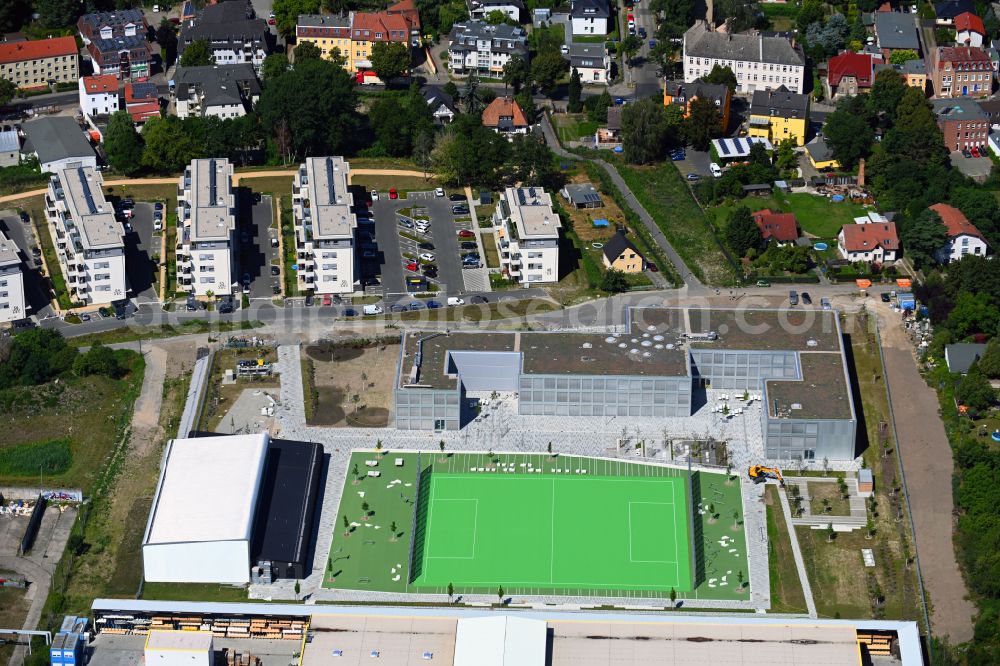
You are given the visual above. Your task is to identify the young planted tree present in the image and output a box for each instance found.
[343,515,350,535]
[447,582,455,602]
[865,517,875,540]
[567,68,582,113]
[826,524,836,542]
[669,587,677,605]
[294,580,301,599]
[497,586,505,604]
[732,509,740,528]
[361,501,370,519]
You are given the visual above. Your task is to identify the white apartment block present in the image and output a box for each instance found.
[683,22,806,94]
[176,158,237,297]
[447,21,528,78]
[493,186,561,284]
[0,229,27,323]
[45,166,127,306]
[293,156,357,295]
[79,75,120,119]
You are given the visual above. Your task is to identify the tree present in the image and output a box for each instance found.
[447,582,454,602]
[141,116,203,172]
[796,0,826,32]
[497,586,505,604]
[104,111,144,176]
[293,40,323,62]
[361,500,370,516]
[485,9,516,25]
[462,74,481,115]
[257,58,357,161]
[868,69,907,120]
[502,55,529,94]
[621,35,642,67]
[36,0,79,29]
[946,292,1000,339]
[390,520,397,534]
[900,208,948,268]
[806,13,849,57]
[343,515,350,533]
[726,207,763,257]
[978,339,1000,379]
[0,328,77,389]
[621,98,675,164]
[273,0,320,39]
[601,268,629,293]
[531,51,569,95]
[0,0,32,34]
[261,53,290,81]
[508,135,564,190]
[0,78,17,107]
[669,587,677,605]
[957,362,996,415]
[702,64,738,93]
[443,81,460,98]
[371,41,411,83]
[73,344,123,378]
[586,90,613,122]
[439,440,446,454]
[890,49,919,65]
[824,105,875,169]
[156,20,179,70]
[826,524,836,542]
[414,129,434,176]
[294,580,301,598]
[683,97,722,150]
[775,138,798,171]
[567,68,582,113]
[180,40,213,67]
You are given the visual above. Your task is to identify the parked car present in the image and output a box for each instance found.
[971,146,981,158]
[406,261,419,271]
[154,202,164,211]
[789,290,799,305]
[452,205,469,214]
[270,265,280,276]
[390,303,406,313]
[756,279,770,287]
[219,297,235,313]
[460,241,478,250]
[304,294,314,306]
[408,301,424,311]
[322,294,333,307]
[389,187,398,199]
[371,190,379,201]
[820,297,831,310]
[421,263,437,273]
[18,211,29,224]
[398,218,413,228]
[426,300,442,308]
[363,250,377,258]
[270,236,279,247]
[458,230,475,238]
[447,297,465,306]
[470,295,489,304]
[423,267,438,278]
[418,242,435,250]
[449,193,466,202]
[362,304,383,315]
[801,292,812,305]
[647,262,658,272]
[880,292,891,303]
[80,313,91,322]
[435,187,445,197]
[963,148,973,158]
[343,308,359,316]
[419,252,435,262]
[686,173,700,181]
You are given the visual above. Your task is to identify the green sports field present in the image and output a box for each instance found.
[324,451,747,601]
[412,473,690,592]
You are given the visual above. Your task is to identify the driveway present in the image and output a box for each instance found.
[124,203,160,304]
[879,305,975,643]
[949,151,992,180]
[0,209,52,318]
[238,192,278,300]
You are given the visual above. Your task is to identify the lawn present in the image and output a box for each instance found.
[710,192,870,240]
[552,114,599,143]
[615,160,737,285]
[481,232,500,268]
[808,481,852,516]
[325,452,747,601]
[352,175,440,194]
[279,197,299,297]
[0,584,30,664]
[64,319,259,346]
[763,486,809,614]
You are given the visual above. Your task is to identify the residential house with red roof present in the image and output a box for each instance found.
[349,9,415,76]
[0,36,78,90]
[931,46,992,98]
[824,52,875,100]
[837,222,900,264]
[124,82,160,123]
[752,209,800,246]
[930,203,988,262]
[482,97,530,136]
[955,12,986,47]
[78,74,119,119]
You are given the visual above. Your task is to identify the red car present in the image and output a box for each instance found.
[405,261,418,271]
[627,13,635,22]
[971,146,981,157]
[457,230,474,238]
[268,17,275,24]
[389,187,398,199]
[322,294,332,306]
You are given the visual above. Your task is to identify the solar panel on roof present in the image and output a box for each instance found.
[583,193,601,203]
[719,140,731,156]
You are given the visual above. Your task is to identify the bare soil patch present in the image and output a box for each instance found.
[304,340,399,427]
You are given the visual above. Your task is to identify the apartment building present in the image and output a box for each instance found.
[348,10,414,74]
[295,14,352,63]
[683,21,805,93]
[293,157,357,295]
[567,43,611,84]
[79,75,120,118]
[172,64,261,119]
[933,97,989,150]
[85,35,151,80]
[77,9,147,44]
[931,46,993,98]
[0,37,78,90]
[179,1,270,74]
[448,21,528,78]
[176,159,237,297]
[747,85,810,146]
[493,187,561,284]
[45,167,127,306]
[0,229,27,324]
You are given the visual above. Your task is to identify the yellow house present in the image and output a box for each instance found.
[602,230,645,274]
[899,59,927,92]
[296,14,353,64]
[349,9,414,74]
[747,86,810,147]
[805,135,840,170]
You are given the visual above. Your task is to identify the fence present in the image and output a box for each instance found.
[19,494,47,555]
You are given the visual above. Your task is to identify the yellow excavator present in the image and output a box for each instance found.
[748,465,784,485]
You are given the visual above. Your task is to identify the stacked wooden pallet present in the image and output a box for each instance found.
[857,631,894,657]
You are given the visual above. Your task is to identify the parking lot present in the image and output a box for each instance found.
[122,202,160,304]
[238,191,278,300]
[950,150,993,180]
[671,149,714,181]
[0,208,54,319]
[365,190,480,301]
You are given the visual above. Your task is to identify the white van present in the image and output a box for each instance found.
[710,163,723,178]
[363,304,384,315]
[447,297,465,306]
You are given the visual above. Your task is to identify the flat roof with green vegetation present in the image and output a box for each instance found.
[324,452,748,602]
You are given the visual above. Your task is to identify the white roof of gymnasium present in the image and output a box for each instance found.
[454,616,546,666]
[143,434,268,545]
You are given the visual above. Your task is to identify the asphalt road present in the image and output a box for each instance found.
[239,193,277,300]
[415,194,467,296]
[124,203,161,304]
[0,209,50,318]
